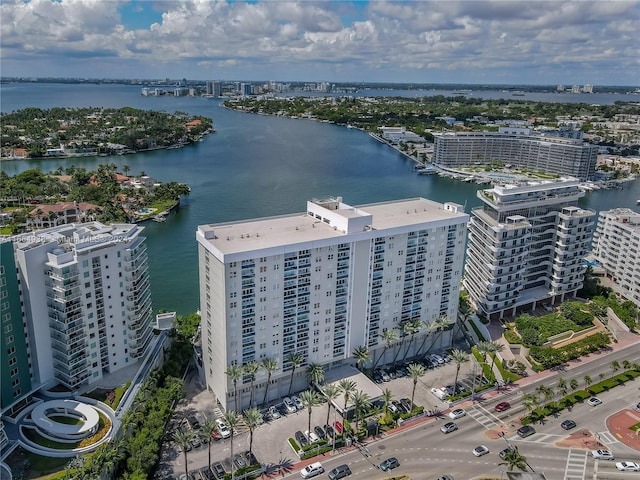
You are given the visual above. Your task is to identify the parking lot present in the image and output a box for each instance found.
[154,346,475,479]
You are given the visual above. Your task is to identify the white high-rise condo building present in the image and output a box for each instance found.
[464,178,595,320]
[433,132,598,181]
[591,208,640,308]
[12,222,153,391]
[197,197,468,411]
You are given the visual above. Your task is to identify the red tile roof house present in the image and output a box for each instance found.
[28,202,101,230]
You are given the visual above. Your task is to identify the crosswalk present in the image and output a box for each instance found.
[467,405,502,429]
[563,449,588,480]
[596,430,619,445]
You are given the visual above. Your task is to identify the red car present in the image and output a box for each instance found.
[495,402,511,412]
[333,421,343,434]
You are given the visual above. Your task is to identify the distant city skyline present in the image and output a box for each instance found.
[1,0,638,86]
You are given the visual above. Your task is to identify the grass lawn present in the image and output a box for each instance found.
[630,422,640,432]
[22,426,80,450]
[516,312,590,342]
[49,415,82,425]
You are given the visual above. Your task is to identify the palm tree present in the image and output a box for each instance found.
[476,340,493,365]
[226,364,243,412]
[598,372,605,382]
[173,427,195,478]
[261,357,279,406]
[222,411,241,480]
[287,351,305,396]
[351,390,371,432]
[243,360,261,407]
[583,374,592,388]
[201,417,219,471]
[610,360,620,378]
[432,315,454,351]
[557,378,568,398]
[407,363,426,408]
[536,385,554,404]
[488,341,505,375]
[322,383,341,428]
[338,378,357,421]
[401,317,423,362]
[372,328,398,369]
[352,346,370,371]
[569,378,579,393]
[450,349,469,396]
[306,362,325,387]
[381,388,394,415]
[392,321,414,364]
[299,390,323,440]
[622,360,631,370]
[499,448,530,472]
[244,407,263,458]
[522,393,539,413]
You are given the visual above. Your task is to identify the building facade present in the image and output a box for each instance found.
[197,197,468,411]
[433,132,598,181]
[464,179,595,320]
[10,222,153,394]
[591,208,640,308]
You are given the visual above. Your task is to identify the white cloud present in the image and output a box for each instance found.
[1,0,638,84]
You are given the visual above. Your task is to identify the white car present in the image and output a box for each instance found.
[292,395,304,411]
[283,397,297,413]
[448,408,466,420]
[591,450,614,460]
[305,430,319,443]
[473,445,490,457]
[300,461,324,478]
[215,418,231,439]
[616,461,640,472]
[269,405,281,419]
[587,397,602,406]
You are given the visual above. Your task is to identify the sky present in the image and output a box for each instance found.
[1,0,639,86]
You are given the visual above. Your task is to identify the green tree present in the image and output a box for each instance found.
[172,427,195,479]
[381,388,394,416]
[499,448,531,472]
[226,364,243,412]
[261,357,279,406]
[522,393,539,413]
[488,341,506,375]
[243,407,263,459]
[222,411,241,480]
[450,349,469,396]
[287,351,305,396]
[407,363,426,408]
[322,383,341,428]
[569,378,579,393]
[557,378,568,398]
[338,378,357,421]
[306,362,325,386]
[299,390,323,441]
[583,375,592,388]
[372,328,398,369]
[243,360,261,408]
[352,390,371,432]
[610,360,620,378]
[201,417,219,470]
[352,345,370,371]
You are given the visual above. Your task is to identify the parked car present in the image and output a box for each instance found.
[215,418,231,439]
[190,436,202,448]
[372,371,383,383]
[233,453,247,469]
[333,421,343,434]
[440,422,458,434]
[380,369,391,381]
[269,405,281,419]
[517,425,536,438]
[591,449,615,460]
[379,457,400,471]
[328,464,352,480]
[211,462,225,479]
[499,446,518,460]
[400,398,413,413]
[283,397,297,413]
[292,395,304,411]
[188,415,201,430]
[198,466,213,480]
[314,425,326,440]
[300,461,324,478]
[295,430,308,447]
[561,420,577,430]
[616,462,640,472]
[587,397,602,407]
[495,401,511,412]
[436,476,454,480]
[388,402,399,414]
[473,445,490,457]
[448,408,466,420]
[244,450,258,466]
[277,403,289,416]
[305,430,319,443]
[324,424,335,438]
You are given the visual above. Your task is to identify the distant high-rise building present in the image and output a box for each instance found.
[583,84,594,93]
[240,83,252,96]
[433,132,598,181]
[571,85,581,93]
[592,208,640,308]
[557,85,565,92]
[213,81,222,97]
[197,196,468,411]
[8,222,153,396]
[206,81,214,95]
[464,179,595,320]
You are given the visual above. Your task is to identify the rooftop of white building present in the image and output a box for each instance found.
[197,197,467,256]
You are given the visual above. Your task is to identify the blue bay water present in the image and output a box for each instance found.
[1,83,638,314]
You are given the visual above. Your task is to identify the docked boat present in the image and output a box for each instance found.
[153,214,167,222]
[416,166,437,175]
